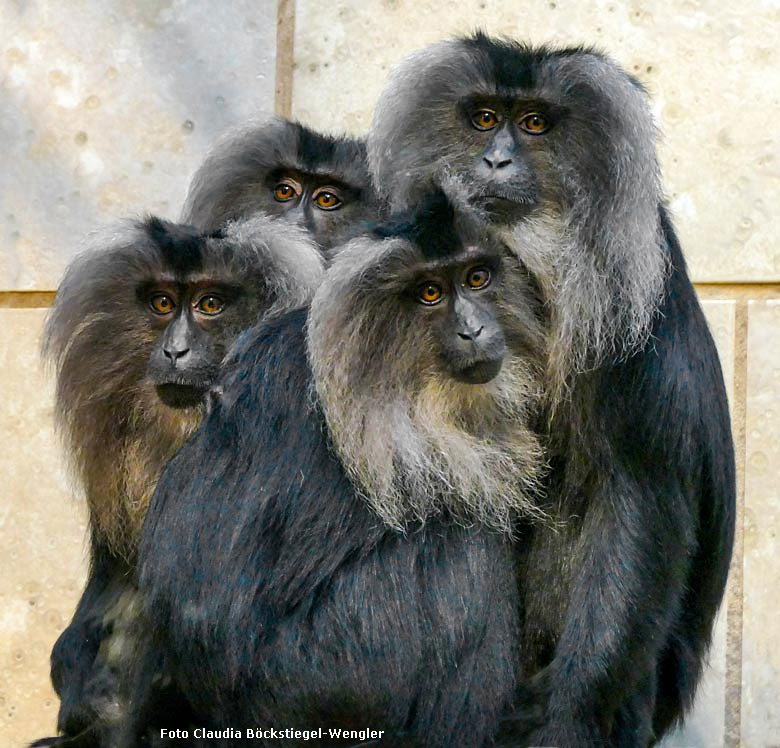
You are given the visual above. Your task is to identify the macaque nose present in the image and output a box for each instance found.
[483,154,513,170]
[458,325,484,341]
[164,345,190,363]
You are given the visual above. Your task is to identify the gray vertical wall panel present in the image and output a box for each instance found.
[0,0,278,290]
[741,301,780,748]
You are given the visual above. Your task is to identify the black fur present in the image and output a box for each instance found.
[372,190,464,259]
[121,310,534,747]
[40,545,132,747]
[511,208,735,746]
[462,31,598,92]
[118,196,550,746]
[144,217,206,275]
[368,34,736,745]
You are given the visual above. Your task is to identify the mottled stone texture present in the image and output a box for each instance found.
[292,0,780,283]
[0,0,277,290]
[0,310,87,744]
[742,301,780,747]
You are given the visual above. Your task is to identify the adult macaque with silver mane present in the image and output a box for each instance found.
[118,193,548,747]
[182,117,378,255]
[36,217,324,747]
[37,116,380,748]
[369,33,735,746]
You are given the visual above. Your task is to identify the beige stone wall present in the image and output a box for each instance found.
[1,1,778,746]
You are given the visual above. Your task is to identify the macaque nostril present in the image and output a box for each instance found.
[483,156,512,171]
[458,326,483,341]
[164,347,190,362]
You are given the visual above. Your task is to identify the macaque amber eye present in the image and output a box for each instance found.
[195,295,225,316]
[417,282,444,305]
[150,294,175,315]
[466,266,491,290]
[471,109,499,131]
[273,183,298,202]
[519,113,549,134]
[313,191,342,211]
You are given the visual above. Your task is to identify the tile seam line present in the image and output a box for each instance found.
[274,0,295,118]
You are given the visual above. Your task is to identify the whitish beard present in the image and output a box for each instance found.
[318,352,545,534]
[499,208,668,404]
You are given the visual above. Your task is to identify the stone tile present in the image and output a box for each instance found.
[661,300,736,748]
[0,0,277,291]
[292,0,780,282]
[0,310,87,744]
[741,300,780,747]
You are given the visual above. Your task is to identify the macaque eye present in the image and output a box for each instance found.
[417,282,444,305]
[519,112,549,134]
[273,182,298,202]
[150,294,175,315]
[313,190,342,211]
[466,266,491,290]
[471,109,499,131]
[195,295,225,316]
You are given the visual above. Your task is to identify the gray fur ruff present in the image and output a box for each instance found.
[368,35,670,391]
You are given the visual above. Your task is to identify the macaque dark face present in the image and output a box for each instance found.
[406,248,507,384]
[141,277,246,408]
[306,190,546,534]
[457,96,560,220]
[42,213,324,560]
[368,35,657,234]
[260,168,366,250]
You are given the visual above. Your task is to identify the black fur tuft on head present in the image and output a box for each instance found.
[462,30,601,91]
[294,121,368,177]
[372,189,469,260]
[142,216,205,275]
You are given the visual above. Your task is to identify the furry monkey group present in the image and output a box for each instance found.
[34,33,734,748]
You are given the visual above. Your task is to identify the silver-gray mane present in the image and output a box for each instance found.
[368,35,669,393]
[42,215,324,557]
[307,230,547,534]
[181,116,373,234]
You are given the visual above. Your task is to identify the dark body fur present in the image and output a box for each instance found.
[369,34,736,746]
[125,311,521,747]
[119,197,549,747]
[515,210,734,746]
[45,549,134,747]
[38,113,379,744]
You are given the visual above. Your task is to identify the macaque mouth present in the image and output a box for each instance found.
[472,183,537,204]
[155,381,211,408]
[452,357,504,385]
[470,188,537,222]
